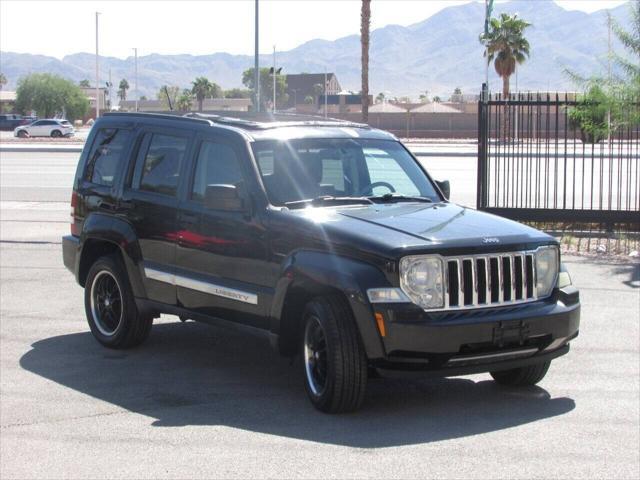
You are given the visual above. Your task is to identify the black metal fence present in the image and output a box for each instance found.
[477,92,640,230]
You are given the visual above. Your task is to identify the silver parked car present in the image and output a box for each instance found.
[14,119,75,138]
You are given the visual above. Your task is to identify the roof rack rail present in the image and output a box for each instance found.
[183,112,371,130]
[103,111,214,126]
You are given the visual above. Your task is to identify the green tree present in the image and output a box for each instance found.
[375,92,385,103]
[0,72,7,91]
[566,2,639,135]
[79,79,91,88]
[15,73,89,120]
[191,77,221,112]
[224,88,252,99]
[312,83,324,96]
[480,13,531,98]
[118,79,129,101]
[609,2,639,88]
[361,0,371,122]
[432,96,442,103]
[453,87,462,95]
[242,67,288,110]
[304,95,315,104]
[157,85,180,110]
[176,89,193,112]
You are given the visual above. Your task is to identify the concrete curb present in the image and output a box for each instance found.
[0,145,84,153]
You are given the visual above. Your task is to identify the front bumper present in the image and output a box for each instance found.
[370,287,580,375]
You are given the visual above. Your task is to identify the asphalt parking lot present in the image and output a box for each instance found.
[1,151,639,479]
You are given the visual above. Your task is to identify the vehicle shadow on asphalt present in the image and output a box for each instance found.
[20,321,575,448]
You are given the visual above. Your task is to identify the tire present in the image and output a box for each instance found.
[51,129,62,138]
[490,360,551,387]
[301,294,368,413]
[17,130,28,138]
[84,254,152,349]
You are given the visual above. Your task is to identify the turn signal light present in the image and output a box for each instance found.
[375,312,386,337]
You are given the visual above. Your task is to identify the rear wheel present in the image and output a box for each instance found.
[302,295,368,413]
[51,129,62,138]
[490,360,551,387]
[84,254,152,349]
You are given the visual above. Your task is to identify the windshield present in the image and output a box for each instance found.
[251,138,440,207]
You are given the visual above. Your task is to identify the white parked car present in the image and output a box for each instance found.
[14,119,75,138]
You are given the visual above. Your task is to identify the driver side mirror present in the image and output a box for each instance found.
[204,184,246,212]
[436,180,450,200]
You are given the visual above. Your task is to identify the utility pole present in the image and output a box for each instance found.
[254,0,260,113]
[607,14,612,144]
[133,47,138,112]
[95,12,100,119]
[324,67,328,118]
[108,68,112,110]
[273,45,276,113]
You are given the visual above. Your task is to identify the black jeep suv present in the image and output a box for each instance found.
[63,112,580,413]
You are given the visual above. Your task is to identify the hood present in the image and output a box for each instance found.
[286,202,554,257]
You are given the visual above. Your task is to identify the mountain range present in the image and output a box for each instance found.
[0,1,631,101]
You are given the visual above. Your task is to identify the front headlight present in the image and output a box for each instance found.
[535,246,559,298]
[399,255,444,310]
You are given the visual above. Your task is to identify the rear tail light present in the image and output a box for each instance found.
[70,191,80,236]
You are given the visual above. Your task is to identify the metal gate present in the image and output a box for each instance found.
[476,92,639,229]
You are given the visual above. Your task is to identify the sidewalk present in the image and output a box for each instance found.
[0,143,83,153]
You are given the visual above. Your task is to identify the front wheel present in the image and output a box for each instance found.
[490,360,551,387]
[17,130,28,138]
[302,295,368,413]
[84,254,152,349]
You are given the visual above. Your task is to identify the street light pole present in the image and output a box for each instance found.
[133,47,138,112]
[324,67,328,118]
[254,0,260,113]
[273,45,276,113]
[95,12,100,119]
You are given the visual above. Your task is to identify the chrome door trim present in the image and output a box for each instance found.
[144,267,258,305]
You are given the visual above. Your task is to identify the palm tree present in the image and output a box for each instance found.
[480,13,531,99]
[192,77,214,112]
[176,89,193,112]
[0,72,7,91]
[118,79,130,101]
[360,0,371,122]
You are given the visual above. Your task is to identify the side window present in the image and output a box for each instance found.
[320,158,345,192]
[32,120,44,126]
[364,148,420,196]
[85,128,131,186]
[135,133,188,197]
[255,149,274,175]
[191,141,244,202]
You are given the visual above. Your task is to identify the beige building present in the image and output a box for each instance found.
[118,97,251,112]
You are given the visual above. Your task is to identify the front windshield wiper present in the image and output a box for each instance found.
[368,193,434,203]
[284,196,374,209]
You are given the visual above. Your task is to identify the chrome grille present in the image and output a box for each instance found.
[444,252,537,311]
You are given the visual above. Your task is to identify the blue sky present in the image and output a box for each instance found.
[0,0,628,59]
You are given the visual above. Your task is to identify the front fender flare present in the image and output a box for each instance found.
[270,251,391,360]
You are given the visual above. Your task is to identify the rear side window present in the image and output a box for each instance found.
[135,133,188,197]
[85,128,131,186]
[191,141,243,202]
